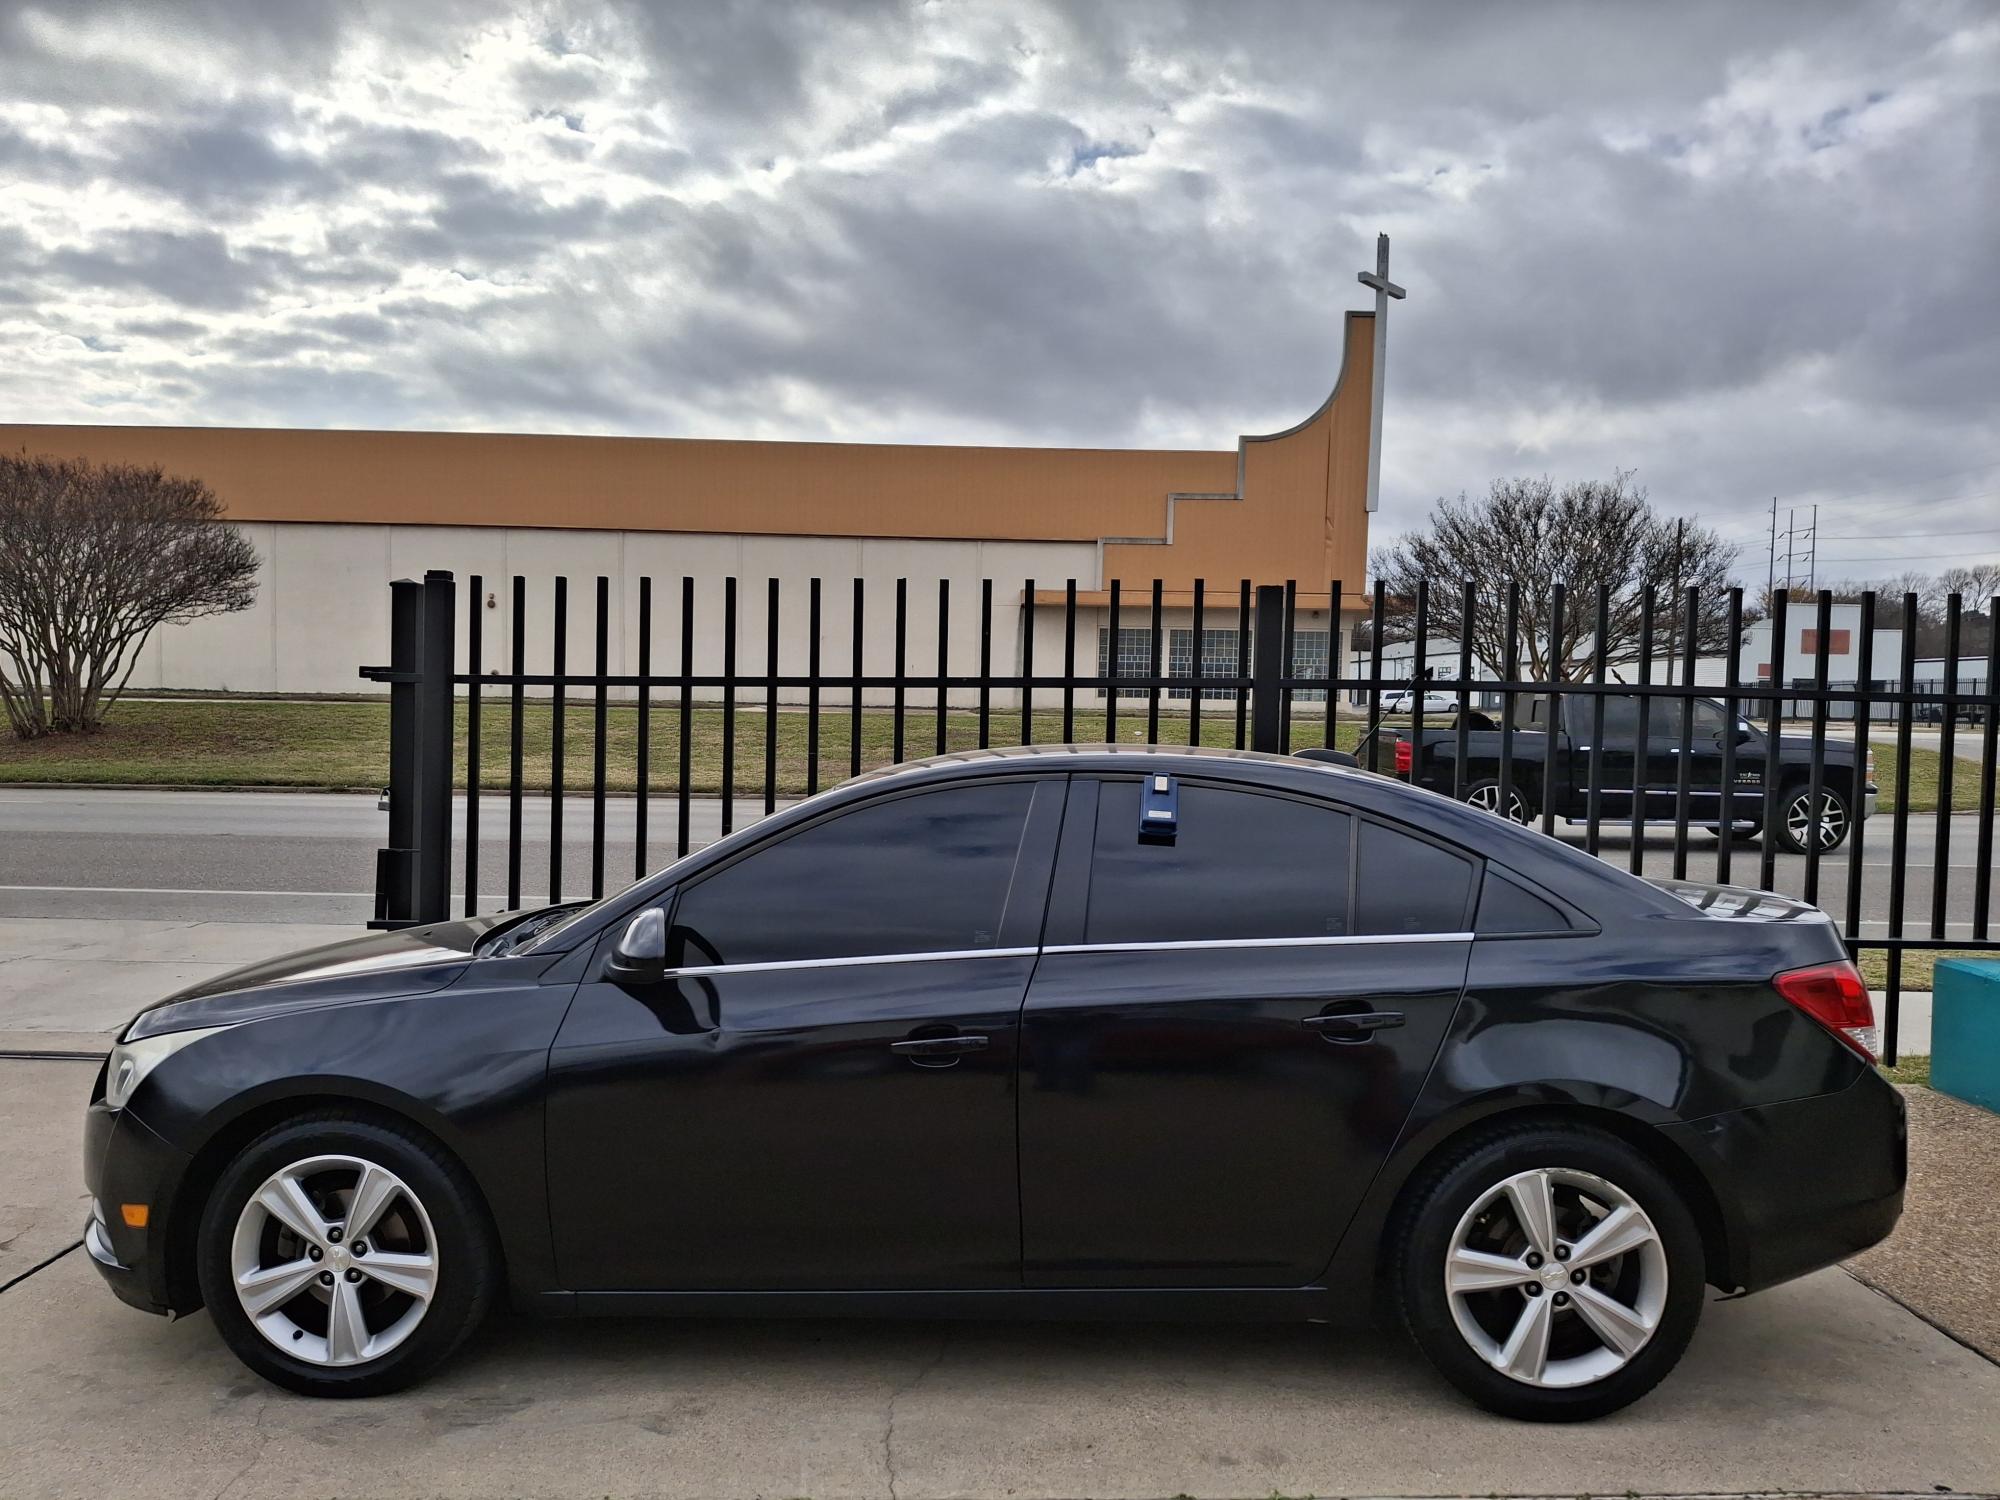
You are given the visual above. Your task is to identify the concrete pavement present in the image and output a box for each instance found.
[0,918,353,1048]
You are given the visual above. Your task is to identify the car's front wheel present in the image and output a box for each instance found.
[196,1112,497,1397]
[1391,1122,1706,1421]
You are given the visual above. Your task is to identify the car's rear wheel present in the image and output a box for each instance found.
[1464,778,1534,826]
[1391,1122,1705,1421]
[196,1113,497,1397]
[1771,782,1851,855]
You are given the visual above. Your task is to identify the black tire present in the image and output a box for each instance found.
[1769,781,1852,856]
[1462,778,1535,826]
[196,1111,498,1398]
[1389,1121,1706,1422]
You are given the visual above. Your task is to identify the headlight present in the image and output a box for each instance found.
[104,1025,230,1110]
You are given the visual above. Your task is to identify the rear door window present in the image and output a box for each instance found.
[1351,820,1476,936]
[1084,782,1351,944]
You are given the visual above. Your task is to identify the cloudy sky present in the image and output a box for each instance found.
[3,0,1997,579]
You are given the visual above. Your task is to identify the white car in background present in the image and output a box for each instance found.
[1379,687,1461,716]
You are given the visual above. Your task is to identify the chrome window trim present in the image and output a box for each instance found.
[1044,932,1474,956]
[646,930,1476,979]
[657,946,1040,979]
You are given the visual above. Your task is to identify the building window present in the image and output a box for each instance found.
[1096,627,1158,699]
[1167,628,1244,700]
[1289,629,1330,703]
[1096,626,1329,702]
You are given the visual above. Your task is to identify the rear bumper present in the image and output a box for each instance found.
[1663,1068,1905,1293]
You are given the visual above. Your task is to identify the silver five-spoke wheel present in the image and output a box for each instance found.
[231,1154,439,1368]
[1783,788,1847,851]
[1444,1166,1667,1389]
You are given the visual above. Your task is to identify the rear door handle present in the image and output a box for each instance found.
[1302,1011,1404,1042]
[890,1034,990,1066]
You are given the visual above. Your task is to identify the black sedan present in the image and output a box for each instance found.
[81,745,1904,1421]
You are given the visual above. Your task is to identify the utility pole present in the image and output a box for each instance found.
[1666,516,1686,680]
[1766,497,1778,614]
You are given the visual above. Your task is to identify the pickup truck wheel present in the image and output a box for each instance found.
[1465,779,1534,826]
[1772,783,1851,856]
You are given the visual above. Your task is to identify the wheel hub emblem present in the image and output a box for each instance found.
[1540,1263,1568,1291]
[328,1246,352,1273]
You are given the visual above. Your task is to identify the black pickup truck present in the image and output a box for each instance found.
[1357,692,1878,854]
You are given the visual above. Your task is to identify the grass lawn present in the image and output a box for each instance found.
[1869,738,1990,816]
[1879,1054,1931,1087]
[0,696,1372,795]
[1,698,1984,816]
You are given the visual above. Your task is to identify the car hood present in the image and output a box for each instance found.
[124,914,510,1041]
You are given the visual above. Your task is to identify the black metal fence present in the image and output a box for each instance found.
[363,571,1998,1062]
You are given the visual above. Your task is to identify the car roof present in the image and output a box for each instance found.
[845,741,1336,783]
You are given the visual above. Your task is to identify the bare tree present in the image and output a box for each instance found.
[1370,472,1737,682]
[0,453,259,738]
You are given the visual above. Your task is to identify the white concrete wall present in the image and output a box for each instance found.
[133,523,1103,702]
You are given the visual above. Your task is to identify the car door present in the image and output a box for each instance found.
[1017,776,1475,1288]
[1663,697,1734,825]
[1572,694,1641,822]
[544,775,1064,1292]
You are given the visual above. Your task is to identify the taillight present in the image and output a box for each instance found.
[1394,739,1413,775]
[1773,961,1878,1061]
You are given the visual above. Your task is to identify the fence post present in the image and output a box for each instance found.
[363,579,422,928]
[416,571,456,924]
[1251,584,1285,752]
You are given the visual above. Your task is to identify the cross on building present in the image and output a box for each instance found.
[1356,232,1405,514]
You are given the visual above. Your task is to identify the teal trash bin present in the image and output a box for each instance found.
[1932,959,2000,1113]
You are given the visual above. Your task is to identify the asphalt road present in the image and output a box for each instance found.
[0,786,1994,936]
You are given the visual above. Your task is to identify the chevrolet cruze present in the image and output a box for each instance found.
[83,745,1904,1420]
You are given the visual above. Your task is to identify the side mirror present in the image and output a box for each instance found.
[606,908,668,984]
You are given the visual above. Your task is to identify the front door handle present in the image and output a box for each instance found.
[1302,1011,1404,1042]
[890,1034,990,1067]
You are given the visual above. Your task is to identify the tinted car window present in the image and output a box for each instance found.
[1085,782,1351,944]
[670,781,1034,966]
[1595,695,1641,738]
[1352,821,1475,935]
[1475,870,1573,935]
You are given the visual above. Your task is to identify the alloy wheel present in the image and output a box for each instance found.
[1467,783,1532,825]
[230,1154,440,1367]
[1443,1166,1667,1389]
[1784,789,1847,851]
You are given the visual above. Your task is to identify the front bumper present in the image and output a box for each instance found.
[82,1098,194,1316]
[1663,1067,1905,1293]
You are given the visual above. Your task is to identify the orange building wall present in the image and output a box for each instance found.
[2,310,1372,605]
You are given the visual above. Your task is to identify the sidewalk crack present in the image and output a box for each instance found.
[881,1333,949,1500]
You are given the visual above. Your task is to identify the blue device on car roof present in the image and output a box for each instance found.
[1139,773,1178,840]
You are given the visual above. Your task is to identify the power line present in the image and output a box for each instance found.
[1815,548,2000,564]
[1819,525,2000,540]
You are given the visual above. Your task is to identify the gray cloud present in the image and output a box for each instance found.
[0,0,1995,570]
